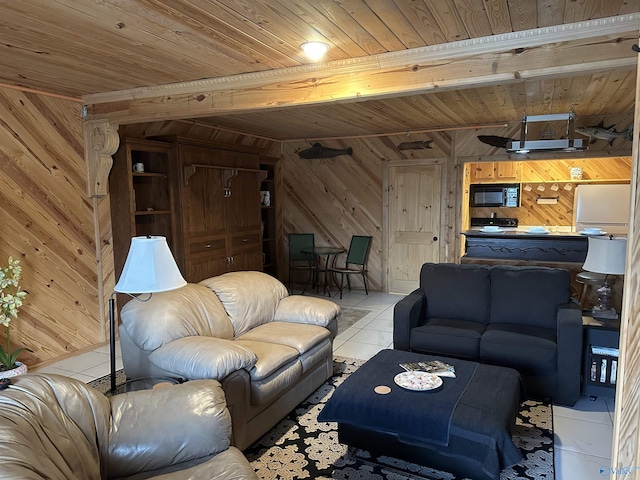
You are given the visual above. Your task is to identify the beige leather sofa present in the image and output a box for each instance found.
[0,373,257,479]
[119,270,340,450]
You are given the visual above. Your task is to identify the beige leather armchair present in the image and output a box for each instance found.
[119,270,340,450]
[0,373,258,479]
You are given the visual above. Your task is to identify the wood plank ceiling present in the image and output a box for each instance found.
[0,1,638,140]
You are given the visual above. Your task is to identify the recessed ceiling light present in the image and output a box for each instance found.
[301,41,329,61]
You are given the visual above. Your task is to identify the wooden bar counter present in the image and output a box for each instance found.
[460,230,624,313]
[462,230,588,263]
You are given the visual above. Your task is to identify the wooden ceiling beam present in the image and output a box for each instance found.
[83,14,639,125]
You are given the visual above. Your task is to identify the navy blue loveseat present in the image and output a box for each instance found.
[393,263,582,406]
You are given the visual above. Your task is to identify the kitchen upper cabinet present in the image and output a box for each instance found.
[469,162,521,183]
[159,137,266,282]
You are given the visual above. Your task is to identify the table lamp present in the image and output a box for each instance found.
[582,235,627,320]
[109,235,186,394]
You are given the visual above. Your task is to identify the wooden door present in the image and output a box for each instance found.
[388,164,442,294]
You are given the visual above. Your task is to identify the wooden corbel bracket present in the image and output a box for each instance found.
[83,119,120,198]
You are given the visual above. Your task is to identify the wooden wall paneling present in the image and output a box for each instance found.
[0,87,105,366]
[611,44,640,474]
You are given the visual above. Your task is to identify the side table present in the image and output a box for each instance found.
[582,315,620,399]
[107,376,184,396]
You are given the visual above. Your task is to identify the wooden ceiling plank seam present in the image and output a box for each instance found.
[452,0,495,38]
[177,0,312,63]
[424,0,471,42]
[538,0,567,28]
[1,2,256,78]
[483,0,514,34]
[134,0,296,69]
[110,0,291,72]
[351,0,426,49]
[391,0,450,45]
[264,0,370,58]
[214,0,352,60]
[506,0,538,31]
[301,0,394,54]
[0,30,239,94]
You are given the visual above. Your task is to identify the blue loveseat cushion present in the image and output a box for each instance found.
[421,263,491,324]
[410,318,485,359]
[480,323,557,375]
[489,266,570,330]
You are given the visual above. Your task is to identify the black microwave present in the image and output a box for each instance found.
[470,183,520,207]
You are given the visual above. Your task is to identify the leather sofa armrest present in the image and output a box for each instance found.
[274,295,340,327]
[107,380,232,478]
[393,288,426,351]
[148,337,257,380]
[556,302,583,405]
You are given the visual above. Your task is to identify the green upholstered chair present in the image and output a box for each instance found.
[288,233,316,294]
[328,235,372,299]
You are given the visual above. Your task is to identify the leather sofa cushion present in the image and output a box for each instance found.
[274,295,341,327]
[420,263,491,324]
[236,321,331,355]
[234,339,300,381]
[490,266,570,330]
[248,359,303,407]
[410,318,485,359]
[480,324,557,375]
[121,284,234,350]
[108,380,232,478]
[200,271,289,337]
[148,337,257,380]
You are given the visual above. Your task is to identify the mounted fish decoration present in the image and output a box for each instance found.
[298,143,353,159]
[396,140,433,150]
[575,122,633,146]
[477,135,518,149]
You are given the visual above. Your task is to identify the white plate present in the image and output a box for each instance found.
[579,230,607,236]
[393,371,443,391]
[526,229,549,234]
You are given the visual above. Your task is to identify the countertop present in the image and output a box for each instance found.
[463,228,590,239]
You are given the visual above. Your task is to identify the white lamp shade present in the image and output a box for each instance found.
[115,236,187,293]
[583,236,627,275]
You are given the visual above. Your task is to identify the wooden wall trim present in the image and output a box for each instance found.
[611,35,640,473]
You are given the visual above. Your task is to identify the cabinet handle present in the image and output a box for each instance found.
[205,243,212,249]
[242,238,248,242]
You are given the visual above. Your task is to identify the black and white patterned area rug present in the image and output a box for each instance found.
[245,356,554,480]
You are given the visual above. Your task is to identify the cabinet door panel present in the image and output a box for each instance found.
[183,167,226,237]
[225,170,261,234]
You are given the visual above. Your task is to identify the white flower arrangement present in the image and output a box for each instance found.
[0,256,30,371]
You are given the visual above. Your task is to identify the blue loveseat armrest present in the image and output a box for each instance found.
[393,288,426,351]
[556,300,583,406]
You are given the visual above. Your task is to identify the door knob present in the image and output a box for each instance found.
[433,236,438,241]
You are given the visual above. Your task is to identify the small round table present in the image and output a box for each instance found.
[301,246,345,296]
[108,376,184,395]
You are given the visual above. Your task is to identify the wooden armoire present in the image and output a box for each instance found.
[110,135,277,285]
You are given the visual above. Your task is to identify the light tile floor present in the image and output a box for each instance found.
[33,290,614,480]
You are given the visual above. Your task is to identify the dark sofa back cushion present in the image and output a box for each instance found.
[420,263,491,324]
[489,266,570,329]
